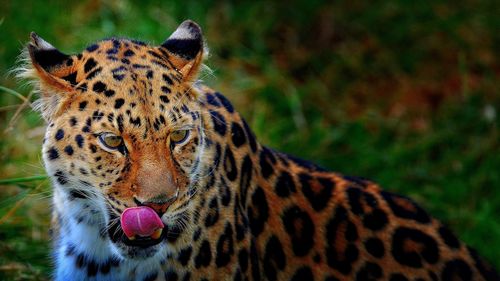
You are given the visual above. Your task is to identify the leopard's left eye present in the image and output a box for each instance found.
[170,130,189,144]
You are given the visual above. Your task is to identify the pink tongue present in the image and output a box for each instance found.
[120,206,164,238]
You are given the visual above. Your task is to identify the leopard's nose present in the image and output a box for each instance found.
[134,189,179,216]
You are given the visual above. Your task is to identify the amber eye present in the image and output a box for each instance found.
[170,130,189,144]
[98,133,124,150]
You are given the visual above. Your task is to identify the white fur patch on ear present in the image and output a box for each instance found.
[168,20,201,41]
[30,32,56,50]
[162,20,203,60]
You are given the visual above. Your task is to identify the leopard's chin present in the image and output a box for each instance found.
[106,214,167,259]
[114,240,164,259]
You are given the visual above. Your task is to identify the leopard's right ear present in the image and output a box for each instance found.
[20,33,82,121]
[27,32,79,91]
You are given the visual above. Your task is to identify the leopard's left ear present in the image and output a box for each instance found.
[161,20,206,82]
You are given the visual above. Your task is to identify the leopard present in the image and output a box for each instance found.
[18,20,499,281]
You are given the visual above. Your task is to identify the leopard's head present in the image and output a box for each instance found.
[22,20,213,259]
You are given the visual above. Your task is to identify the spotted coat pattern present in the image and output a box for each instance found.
[20,20,499,281]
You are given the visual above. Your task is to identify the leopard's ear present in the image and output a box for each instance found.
[27,32,80,91]
[161,20,206,82]
[23,33,80,121]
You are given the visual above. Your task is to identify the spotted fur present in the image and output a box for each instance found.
[19,20,499,281]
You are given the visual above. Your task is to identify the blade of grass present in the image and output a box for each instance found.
[0,86,28,103]
[0,176,48,185]
[0,182,45,224]
[0,104,23,112]
[4,91,34,133]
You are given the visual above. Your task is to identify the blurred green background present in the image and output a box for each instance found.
[0,0,499,279]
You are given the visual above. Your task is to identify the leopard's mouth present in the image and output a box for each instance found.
[107,212,167,248]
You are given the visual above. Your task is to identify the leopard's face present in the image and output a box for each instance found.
[31,22,209,259]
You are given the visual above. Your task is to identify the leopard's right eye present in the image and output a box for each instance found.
[98,133,124,150]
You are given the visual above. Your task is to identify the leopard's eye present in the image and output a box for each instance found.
[98,133,123,150]
[170,130,189,144]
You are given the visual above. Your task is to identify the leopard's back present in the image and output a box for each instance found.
[197,87,499,281]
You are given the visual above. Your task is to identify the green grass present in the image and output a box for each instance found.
[0,0,499,279]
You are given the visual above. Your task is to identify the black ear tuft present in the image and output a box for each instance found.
[161,20,203,60]
[28,32,70,70]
